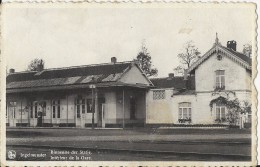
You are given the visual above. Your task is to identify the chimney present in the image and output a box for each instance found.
[38,64,44,71]
[227,40,237,51]
[184,69,188,80]
[168,73,174,79]
[111,57,117,64]
[245,52,251,58]
[9,68,15,73]
[183,69,188,89]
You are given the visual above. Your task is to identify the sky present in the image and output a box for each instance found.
[2,3,256,77]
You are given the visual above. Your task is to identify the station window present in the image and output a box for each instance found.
[215,70,225,89]
[153,90,165,100]
[178,102,192,120]
[52,100,61,118]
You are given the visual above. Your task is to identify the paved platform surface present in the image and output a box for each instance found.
[6,128,252,160]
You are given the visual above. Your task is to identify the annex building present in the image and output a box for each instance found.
[6,37,252,128]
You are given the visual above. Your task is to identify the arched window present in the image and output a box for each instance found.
[178,102,192,120]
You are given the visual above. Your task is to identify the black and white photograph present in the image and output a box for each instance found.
[1,2,257,166]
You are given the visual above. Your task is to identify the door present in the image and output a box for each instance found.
[37,112,43,127]
[52,100,61,125]
[102,104,106,128]
[98,98,105,128]
[75,98,86,127]
[36,101,47,127]
[8,102,17,127]
[130,97,136,120]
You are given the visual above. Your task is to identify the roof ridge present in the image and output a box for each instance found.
[8,71,37,75]
[220,45,249,57]
[150,76,184,80]
[9,61,133,74]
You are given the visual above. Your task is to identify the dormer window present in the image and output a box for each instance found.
[215,70,225,90]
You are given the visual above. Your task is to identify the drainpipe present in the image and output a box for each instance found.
[7,102,9,126]
[123,89,125,129]
[66,95,69,127]
[95,90,98,128]
[184,69,188,89]
[20,100,22,127]
[50,99,52,125]
[27,102,29,127]
[91,87,95,129]
[74,98,76,127]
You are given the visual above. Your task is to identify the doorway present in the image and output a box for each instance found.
[37,112,43,127]
[98,98,105,128]
[130,96,136,120]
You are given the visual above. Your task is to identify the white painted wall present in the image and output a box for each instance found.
[146,89,175,124]
[119,65,151,85]
[195,53,251,92]
[146,52,252,125]
[104,91,117,124]
[116,90,146,123]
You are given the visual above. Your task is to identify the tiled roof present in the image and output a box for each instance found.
[219,45,252,66]
[7,62,134,90]
[187,44,252,73]
[150,76,195,90]
[173,89,196,95]
[7,81,150,93]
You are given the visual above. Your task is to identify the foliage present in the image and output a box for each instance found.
[209,96,228,109]
[173,41,201,76]
[173,65,184,76]
[242,43,252,58]
[178,118,192,124]
[27,58,45,72]
[209,96,251,126]
[226,107,240,125]
[135,43,158,77]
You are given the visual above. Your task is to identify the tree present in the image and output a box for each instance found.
[27,58,45,72]
[173,65,184,76]
[135,43,158,77]
[242,43,252,58]
[225,98,242,126]
[173,41,201,75]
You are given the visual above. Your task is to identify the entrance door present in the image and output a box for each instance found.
[52,100,61,125]
[76,98,86,127]
[102,104,106,128]
[98,98,105,128]
[36,101,47,127]
[37,112,43,127]
[130,96,136,120]
[8,102,17,127]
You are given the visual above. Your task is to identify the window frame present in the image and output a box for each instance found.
[52,100,61,119]
[9,101,17,119]
[215,70,225,89]
[27,102,33,118]
[76,98,89,118]
[152,90,166,100]
[86,99,94,113]
[34,102,38,118]
[215,103,226,121]
[178,102,192,120]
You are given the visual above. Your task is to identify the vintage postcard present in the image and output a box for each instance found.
[0,2,258,166]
